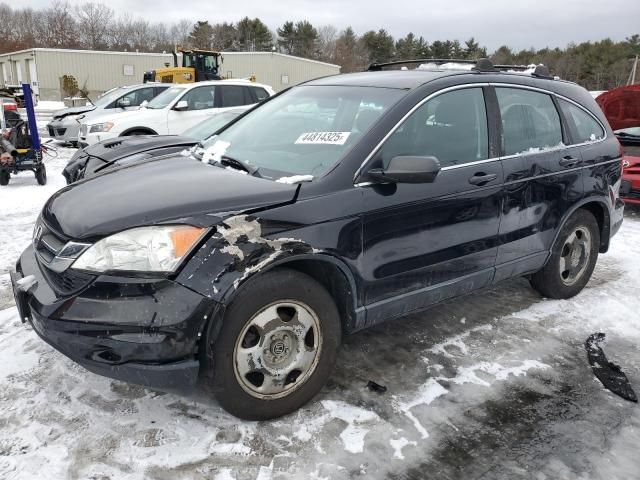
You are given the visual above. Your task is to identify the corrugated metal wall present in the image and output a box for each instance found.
[0,49,341,101]
[220,53,340,91]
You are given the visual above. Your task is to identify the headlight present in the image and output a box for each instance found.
[89,122,114,133]
[72,225,206,273]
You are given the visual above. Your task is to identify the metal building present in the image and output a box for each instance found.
[0,48,341,101]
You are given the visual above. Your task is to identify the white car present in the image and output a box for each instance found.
[47,84,170,145]
[78,80,274,146]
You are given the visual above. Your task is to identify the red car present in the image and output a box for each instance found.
[597,86,640,204]
[620,138,640,204]
[1,97,18,112]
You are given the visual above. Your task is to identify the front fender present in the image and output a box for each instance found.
[176,214,319,302]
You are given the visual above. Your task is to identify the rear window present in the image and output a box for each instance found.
[558,99,605,144]
[496,87,563,156]
[220,85,251,108]
[252,87,269,101]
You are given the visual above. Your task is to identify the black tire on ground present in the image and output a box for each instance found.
[530,209,600,299]
[204,268,342,420]
[35,165,47,185]
[124,130,151,136]
[0,170,9,186]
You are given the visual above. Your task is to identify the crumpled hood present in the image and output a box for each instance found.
[84,135,197,162]
[52,105,95,119]
[43,155,298,240]
[596,85,640,131]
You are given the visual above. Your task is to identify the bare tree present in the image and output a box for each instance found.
[317,25,337,63]
[37,0,78,48]
[75,2,113,49]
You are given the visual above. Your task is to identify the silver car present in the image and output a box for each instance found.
[46,84,170,145]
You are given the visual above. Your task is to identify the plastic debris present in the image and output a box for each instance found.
[585,333,637,403]
[367,380,387,394]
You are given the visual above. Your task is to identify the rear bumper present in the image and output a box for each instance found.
[11,244,215,390]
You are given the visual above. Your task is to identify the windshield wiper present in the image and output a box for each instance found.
[618,131,640,138]
[218,155,260,177]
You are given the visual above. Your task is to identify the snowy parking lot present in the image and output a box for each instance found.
[1,145,640,479]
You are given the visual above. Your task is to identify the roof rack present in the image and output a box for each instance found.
[367,58,554,79]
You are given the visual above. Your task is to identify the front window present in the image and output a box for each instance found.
[94,88,127,107]
[146,86,186,109]
[376,87,489,168]
[202,85,405,179]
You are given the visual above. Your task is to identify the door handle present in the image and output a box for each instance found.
[468,173,498,186]
[559,156,581,168]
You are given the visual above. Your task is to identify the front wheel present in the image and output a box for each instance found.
[35,165,47,185]
[204,269,342,420]
[0,170,9,186]
[530,209,600,299]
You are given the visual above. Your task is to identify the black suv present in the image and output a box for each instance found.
[11,59,624,420]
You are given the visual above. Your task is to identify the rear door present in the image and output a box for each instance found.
[494,86,584,281]
[216,85,257,113]
[166,85,216,133]
[360,86,503,323]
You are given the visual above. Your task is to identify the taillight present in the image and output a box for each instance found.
[3,104,17,111]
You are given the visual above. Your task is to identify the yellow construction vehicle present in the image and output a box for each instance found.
[143,47,223,84]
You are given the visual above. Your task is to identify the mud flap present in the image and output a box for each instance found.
[585,333,638,403]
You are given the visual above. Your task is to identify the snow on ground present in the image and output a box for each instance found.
[1,152,640,479]
[35,101,65,111]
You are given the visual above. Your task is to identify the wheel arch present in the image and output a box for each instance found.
[120,126,157,136]
[550,197,611,256]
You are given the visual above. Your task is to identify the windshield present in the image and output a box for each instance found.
[202,85,404,179]
[182,111,242,140]
[93,88,127,108]
[146,86,186,109]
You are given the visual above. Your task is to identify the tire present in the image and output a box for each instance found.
[204,268,342,420]
[530,209,600,299]
[124,130,152,136]
[35,165,47,185]
[0,170,9,186]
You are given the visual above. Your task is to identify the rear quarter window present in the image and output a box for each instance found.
[558,99,605,144]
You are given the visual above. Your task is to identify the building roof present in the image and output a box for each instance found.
[0,48,340,68]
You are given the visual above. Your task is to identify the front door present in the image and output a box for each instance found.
[359,86,503,325]
[166,85,217,133]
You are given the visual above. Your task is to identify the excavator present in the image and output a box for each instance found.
[143,47,223,84]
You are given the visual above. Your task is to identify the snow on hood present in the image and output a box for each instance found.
[276,175,314,184]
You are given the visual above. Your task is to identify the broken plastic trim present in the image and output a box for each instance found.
[585,333,638,403]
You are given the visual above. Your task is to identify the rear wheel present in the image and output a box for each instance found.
[530,209,599,299]
[0,170,9,186]
[204,268,341,420]
[35,165,47,185]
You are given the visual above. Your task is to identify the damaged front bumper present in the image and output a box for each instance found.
[10,244,216,390]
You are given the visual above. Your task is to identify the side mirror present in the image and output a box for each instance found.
[173,100,189,111]
[117,97,131,108]
[366,155,441,184]
[140,100,149,108]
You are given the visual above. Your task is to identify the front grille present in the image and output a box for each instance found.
[33,220,96,294]
[41,266,95,295]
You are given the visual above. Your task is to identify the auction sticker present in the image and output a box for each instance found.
[295,132,351,145]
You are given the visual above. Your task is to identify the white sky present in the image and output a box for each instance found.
[25,0,640,51]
